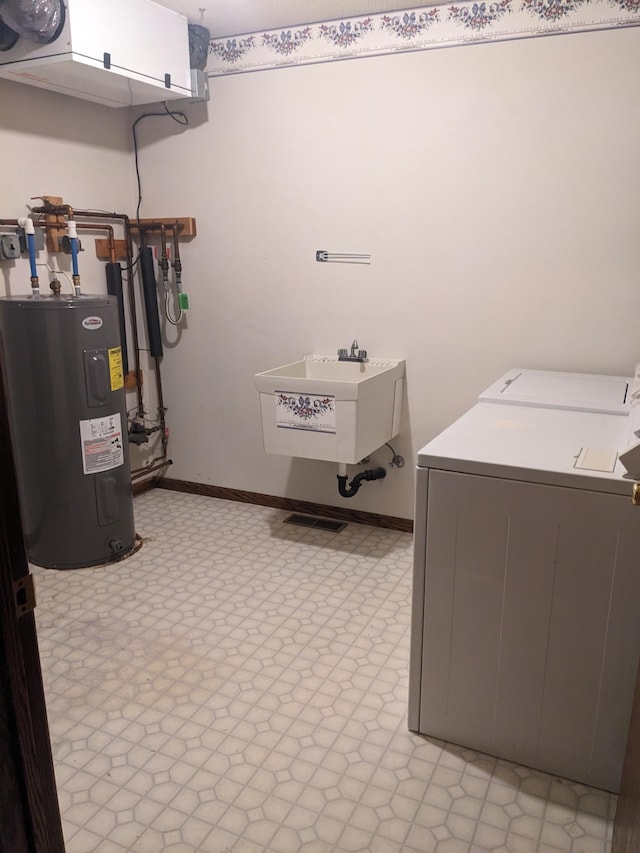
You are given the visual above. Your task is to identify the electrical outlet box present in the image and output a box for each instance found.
[172,69,210,106]
[0,234,21,259]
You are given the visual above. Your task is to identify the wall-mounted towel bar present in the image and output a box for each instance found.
[316,250,371,264]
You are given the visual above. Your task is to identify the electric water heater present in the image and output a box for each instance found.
[0,294,135,569]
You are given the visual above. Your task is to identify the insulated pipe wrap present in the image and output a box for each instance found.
[0,0,65,44]
[68,221,79,276]
[70,240,79,276]
[106,262,129,375]
[0,17,19,50]
[26,232,37,277]
[188,24,210,70]
[139,247,163,359]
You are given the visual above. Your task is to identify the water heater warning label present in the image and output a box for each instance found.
[109,347,124,391]
[79,413,124,475]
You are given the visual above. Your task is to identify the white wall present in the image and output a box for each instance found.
[0,78,164,472]
[3,26,640,521]
[0,78,134,289]
[132,26,640,519]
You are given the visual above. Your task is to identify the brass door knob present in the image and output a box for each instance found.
[633,483,640,506]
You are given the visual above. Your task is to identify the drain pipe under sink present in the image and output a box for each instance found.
[337,462,386,498]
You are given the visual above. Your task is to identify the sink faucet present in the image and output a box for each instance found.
[338,340,368,363]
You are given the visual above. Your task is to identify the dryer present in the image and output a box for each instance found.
[409,401,640,792]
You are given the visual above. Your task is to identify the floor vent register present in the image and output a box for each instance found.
[283,514,346,532]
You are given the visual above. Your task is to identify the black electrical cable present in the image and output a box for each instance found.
[120,254,139,278]
[132,102,189,222]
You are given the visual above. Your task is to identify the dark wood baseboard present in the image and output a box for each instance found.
[153,478,413,533]
[132,478,157,496]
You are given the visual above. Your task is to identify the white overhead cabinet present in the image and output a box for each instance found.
[0,0,191,107]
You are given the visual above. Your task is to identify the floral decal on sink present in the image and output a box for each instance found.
[276,393,336,433]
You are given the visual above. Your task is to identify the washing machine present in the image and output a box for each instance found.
[478,367,633,415]
[409,401,640,792]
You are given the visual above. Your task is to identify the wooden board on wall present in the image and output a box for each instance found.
[96,239,127,261]
[132,218,197,237]
[40,195,65,253]
[94,239,128,261]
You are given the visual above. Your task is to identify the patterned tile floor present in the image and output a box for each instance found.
[32,489,616,852]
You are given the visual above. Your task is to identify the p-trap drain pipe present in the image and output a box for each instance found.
[337,463,386,499]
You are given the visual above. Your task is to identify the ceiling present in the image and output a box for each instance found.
[155,1,435,39]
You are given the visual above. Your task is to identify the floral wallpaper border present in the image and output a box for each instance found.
[207,0,640,76]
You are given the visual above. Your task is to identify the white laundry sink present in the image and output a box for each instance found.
[255,355,405,464]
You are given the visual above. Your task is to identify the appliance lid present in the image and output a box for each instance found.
[479,369,631,415]
[417,402,635,496]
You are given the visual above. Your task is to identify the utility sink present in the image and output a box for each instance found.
[255,355,405,464]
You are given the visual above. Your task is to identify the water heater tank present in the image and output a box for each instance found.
[0,294,136,569]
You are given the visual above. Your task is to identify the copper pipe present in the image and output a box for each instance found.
[168,222,182,284]
[130,458,173,481]
[35,205,133,267]
[62,209,133,273]
[130,222,183,229]
[158,224,169,283]
[135,220,183,248]
[155,356,167,458]
[170,222,182,262]
[37,221,118,263]
[75,223,116,263]
[133,220,184,286]
[31,202,75,219]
